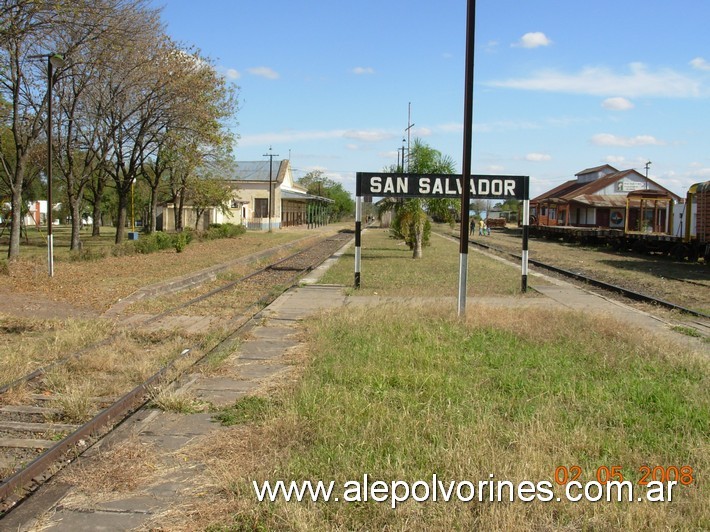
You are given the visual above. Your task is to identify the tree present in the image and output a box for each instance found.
[379,138,456,258]
[141,49,237,234]
[297,170,354,221]
[185,175,231,229]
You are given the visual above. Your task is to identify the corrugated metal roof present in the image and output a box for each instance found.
[226,161,286,182]
[569,194,628,207]
[281,190,334,203]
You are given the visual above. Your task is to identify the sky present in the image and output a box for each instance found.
[152,0,710,200]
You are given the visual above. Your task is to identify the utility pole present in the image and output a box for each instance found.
[263,146,279,232]
[404,102,415,171]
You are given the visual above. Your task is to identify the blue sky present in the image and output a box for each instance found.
[153,0,710,199]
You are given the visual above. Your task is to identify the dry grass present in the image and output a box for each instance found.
[148,386,209,414]
[153,303,709,531]
[61,436,158,494]
[0,315,113,387]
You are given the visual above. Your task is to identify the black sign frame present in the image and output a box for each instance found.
[356,172,528,200]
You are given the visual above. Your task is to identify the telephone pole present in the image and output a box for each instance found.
[263,146,279,232]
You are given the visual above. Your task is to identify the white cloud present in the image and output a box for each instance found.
[225,68,240,80]
[343,129,395,142]
[241,128,399,146]
[525,152,552,162]
[437,123,463,133]
[514,32,552,48]
[412,126,432,137]
[352,66,375,75]
[486,165,505,172]
[602,97,634,111]
[591,133,665,147]
[488,62,702,98]
[247,66,279,79]
[604,155,627,164]
[690,57,710,71]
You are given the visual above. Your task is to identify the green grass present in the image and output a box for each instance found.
[211,305,709,530]
[215,395,275,425]
[320,227,535,296]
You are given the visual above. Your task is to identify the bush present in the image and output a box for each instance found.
[133,231,175,254]
[111,242,136,257]
[68,247,107,262]
[0,259,8,276]
[203,223,246,240]
[173,232,188,253]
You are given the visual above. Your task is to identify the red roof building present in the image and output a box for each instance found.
[531,165,681,232]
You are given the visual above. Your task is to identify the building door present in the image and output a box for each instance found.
[596,208,610,227]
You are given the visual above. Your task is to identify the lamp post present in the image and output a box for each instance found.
[30,53,65,276]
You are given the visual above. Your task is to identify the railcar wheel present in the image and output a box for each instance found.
[671,243,687,261]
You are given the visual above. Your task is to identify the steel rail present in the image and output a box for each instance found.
[465,237,710,319]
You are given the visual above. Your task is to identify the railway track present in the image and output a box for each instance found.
[463,236,710,320]
[0,231,352,515]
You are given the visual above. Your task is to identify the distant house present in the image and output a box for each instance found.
[158,159,333,231]
[531,165,681,232]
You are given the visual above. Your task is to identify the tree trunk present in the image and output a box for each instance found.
[115,193,128,243]
[149,184,158,233]
[175,191,185,231]
[413,227,423,259]
[91,176,105,236]
[7,157,27,260]
[8,184,23,260]
[68,184,86,250]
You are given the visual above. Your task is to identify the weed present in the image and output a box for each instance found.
[214,395,273,426]
[671,325,702,338]
[149,387,208,414]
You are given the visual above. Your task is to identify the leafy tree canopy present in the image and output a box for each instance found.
[297,170,354,221]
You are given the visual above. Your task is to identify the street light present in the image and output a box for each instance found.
[30,52,65,276]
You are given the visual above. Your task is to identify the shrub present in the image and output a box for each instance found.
[173,232,188,253]
[133,231,175,254]
[0,259,8,276]
[68,247,107,262]
[203,223,246,240]
[111,242,136,257]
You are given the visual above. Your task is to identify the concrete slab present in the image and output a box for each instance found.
[43,508,151,531]
[234,362,290,380]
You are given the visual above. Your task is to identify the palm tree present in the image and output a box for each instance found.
[378,138,457,258]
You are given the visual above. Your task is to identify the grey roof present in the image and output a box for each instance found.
[228,161,285,182]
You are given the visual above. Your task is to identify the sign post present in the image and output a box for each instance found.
[354,172,529,295]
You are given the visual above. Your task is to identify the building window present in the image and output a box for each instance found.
[254,198,268,218]
[549,208,556,220]
[541,206,547,216]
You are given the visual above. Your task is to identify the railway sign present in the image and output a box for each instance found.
[354,172,531,295]
[356,172,527,200]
